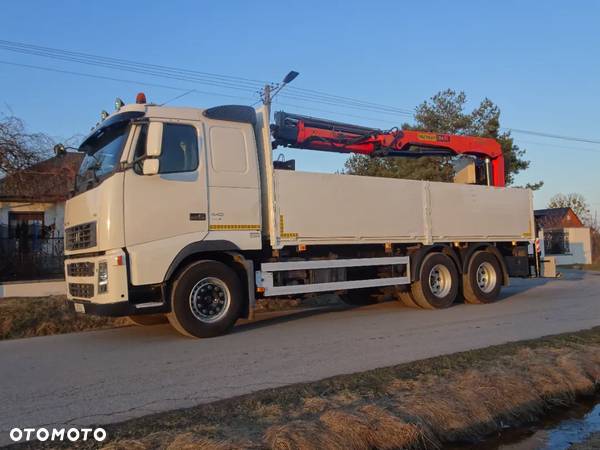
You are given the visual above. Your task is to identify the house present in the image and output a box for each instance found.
[534,207,592,265]
[0,152,83,281]
[0,152,82,238]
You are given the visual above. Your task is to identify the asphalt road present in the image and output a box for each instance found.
[1,270,599,445]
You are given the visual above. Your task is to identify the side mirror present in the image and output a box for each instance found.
[142,159,160,175]
[146,122,163,157]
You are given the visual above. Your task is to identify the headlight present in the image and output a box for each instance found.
[98,261,108,294]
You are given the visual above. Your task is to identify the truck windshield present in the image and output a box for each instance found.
[74,112,144,193]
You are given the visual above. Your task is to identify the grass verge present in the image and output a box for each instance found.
[18,327,600,450]
[0,295,130,340]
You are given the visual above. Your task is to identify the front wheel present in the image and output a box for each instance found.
[462,251,502,304]
[167,261,243,338]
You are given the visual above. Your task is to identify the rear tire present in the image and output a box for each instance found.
[394,287,421,308]
[462,251,502,304]
[128,314,168,326]
[167,260,243,338]
[410,253,458,309]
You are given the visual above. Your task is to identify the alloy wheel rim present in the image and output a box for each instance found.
[189,277,231,323]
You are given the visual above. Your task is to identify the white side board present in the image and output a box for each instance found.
[273,170,533,248]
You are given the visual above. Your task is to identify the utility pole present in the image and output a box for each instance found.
[262,83,272,107]
[260,71,298,108]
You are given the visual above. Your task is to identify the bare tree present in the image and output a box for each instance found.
[548,193,592,225]
[0,113,54,177]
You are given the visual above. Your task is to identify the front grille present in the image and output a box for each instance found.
[67,262,95,277]
[65,222,97,251]
[69,283,94,298]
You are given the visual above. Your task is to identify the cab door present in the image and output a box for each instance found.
[123,120,208,285]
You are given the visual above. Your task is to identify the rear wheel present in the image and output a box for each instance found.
[463,251,502,304]
[410,253,458,309]
[394,287,421,308]
[128,314,168,326]
[167,261,243,338]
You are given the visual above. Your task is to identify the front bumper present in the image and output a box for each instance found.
[65,298,167,317]
[65,248,168,317]
[65,249,129,314]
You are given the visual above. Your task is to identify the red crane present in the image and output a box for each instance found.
[271,112,505,187]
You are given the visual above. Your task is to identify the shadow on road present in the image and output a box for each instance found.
[118,272,584,340]
[232,304,352,334]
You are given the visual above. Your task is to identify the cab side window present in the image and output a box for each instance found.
[133,124,148,161]
[159,124,199,174]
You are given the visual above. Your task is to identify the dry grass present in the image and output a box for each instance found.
[21,327,600,450]
[0,295,130,340]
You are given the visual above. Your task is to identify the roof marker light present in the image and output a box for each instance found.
[100,110,109,120]
[136,92,147,104]
[115,97,125,110]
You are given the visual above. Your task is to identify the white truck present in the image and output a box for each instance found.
[63,94,535,338]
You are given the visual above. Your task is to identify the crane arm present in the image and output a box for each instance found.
[271,111,505,187]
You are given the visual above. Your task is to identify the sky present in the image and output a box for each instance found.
[1,0,599,218]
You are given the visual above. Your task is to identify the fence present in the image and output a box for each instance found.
[0,237,65,282]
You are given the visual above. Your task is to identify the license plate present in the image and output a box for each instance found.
[74,303,85,313]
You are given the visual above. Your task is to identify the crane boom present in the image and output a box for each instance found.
[271,111,505,187]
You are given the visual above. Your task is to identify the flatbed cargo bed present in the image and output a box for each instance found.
[273,170,534,247]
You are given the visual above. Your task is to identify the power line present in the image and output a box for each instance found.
[3,39,600,148]
[1,59,409,127]
[0,60,255,103]
[0,39,267,88]
[278,93,414,117]
[0,42,260,93]
[514,138,600,154]
[0,39,415,116]
[505,128,600,145]
[273,100,406,125]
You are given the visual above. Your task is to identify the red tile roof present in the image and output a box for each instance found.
[0,152,84,202]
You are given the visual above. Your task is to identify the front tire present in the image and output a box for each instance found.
[410,253,459,309]
[167,260,243,338]
[462,251,502,304]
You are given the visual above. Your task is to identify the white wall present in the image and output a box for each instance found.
[550,227,592,265]
[0,201,66,237]
[0,280,66,298]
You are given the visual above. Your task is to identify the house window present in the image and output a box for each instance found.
[8,212,45,239]
[544,230,570,255]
